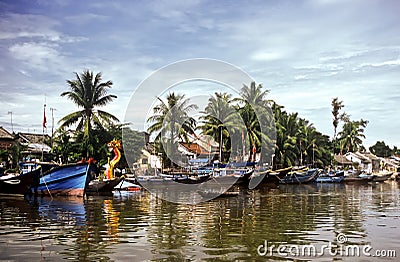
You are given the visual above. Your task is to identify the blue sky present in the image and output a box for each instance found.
[0,0,399,148]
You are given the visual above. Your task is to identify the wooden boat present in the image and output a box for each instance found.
[35,163,94,197]
[316,175,345,183]
[86,176,124,195]
[174,173,211,184]
[343,174,375,183]
[279,169,320,184]
[0,167,40,196]
[114,179,142,191]
[86,140,124,194]
[0,162,57,196]
[372,171,393,182]
[248,166,292,189]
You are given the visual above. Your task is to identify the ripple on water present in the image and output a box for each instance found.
[1,182,400,261]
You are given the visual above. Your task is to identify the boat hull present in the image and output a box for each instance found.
[316,176,345,183]
[0,169,40,195]
[86,177,123,194]
[35,163,91,197]
[343,175,374,183]
[279,169,319,184]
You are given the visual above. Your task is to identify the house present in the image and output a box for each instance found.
[344,152,372,172]
[334,154,353,167]
[344,152,381,173]
[380,157,400,172]
[362,152,380,172]
[0,126,15,150]
[16,132,52,161]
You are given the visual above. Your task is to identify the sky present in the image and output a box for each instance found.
[0,0,399,148]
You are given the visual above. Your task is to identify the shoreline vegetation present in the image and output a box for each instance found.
[1,70,399,174]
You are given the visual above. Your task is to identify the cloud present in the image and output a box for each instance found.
[9,42,62,72]
[358,59,400,68]
[251,51,285,62]
[0,13,60,41]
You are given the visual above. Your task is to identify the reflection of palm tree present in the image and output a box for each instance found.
[59,70,119,157]
[200,92,243,162]
[147,93,197,167]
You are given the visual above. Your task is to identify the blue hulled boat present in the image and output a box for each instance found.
[316,175,345,183]
[34,163,94,197]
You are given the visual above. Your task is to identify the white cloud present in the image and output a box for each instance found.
[9,42,62,72]
[359,59,400,68]
[251,51,285,61]
[294,75,308,80]
[0,13,60,41]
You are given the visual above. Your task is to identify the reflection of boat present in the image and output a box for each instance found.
[197,190,239,198]
[279,169,320,184]
[34,196,86,226]
[35,163,93,197]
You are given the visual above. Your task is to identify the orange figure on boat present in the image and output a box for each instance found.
[104,139,122,180]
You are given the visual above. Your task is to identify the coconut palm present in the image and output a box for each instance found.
[331,97,344,140]
[235,82,275,162]
[58,70,119,157]
[200,92,244,162]
[147,92,197,167]
[273,103,332,169]
[338,119,368,154]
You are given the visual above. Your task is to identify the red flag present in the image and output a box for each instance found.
[42,104,47,128]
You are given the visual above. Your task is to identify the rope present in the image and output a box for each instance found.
[41,167,53,199]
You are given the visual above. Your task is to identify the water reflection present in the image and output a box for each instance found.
[0,182,399,261]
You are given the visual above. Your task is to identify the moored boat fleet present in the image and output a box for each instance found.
[1,140,399,198]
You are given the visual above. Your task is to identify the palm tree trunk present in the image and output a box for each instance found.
[219,126,223,162]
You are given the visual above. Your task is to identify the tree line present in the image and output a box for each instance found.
[17,70,395,171]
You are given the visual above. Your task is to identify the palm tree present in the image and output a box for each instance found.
[235,82,275,162]
[59,70,119,157]
[331,97,344,140]
[147,92,197,167]
[200,92,244,162]
[273,103,332,169]
[338,119,368,154]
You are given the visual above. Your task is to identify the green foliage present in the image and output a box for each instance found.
[337,119,368,154]
[147,92,198,167]
[121,127,147,168]
[272,103,332,169]
[235,82,275,162]
[200,92,244,162]
[58,70,119,157]
[53,124,145,168]
[369,141,395,157]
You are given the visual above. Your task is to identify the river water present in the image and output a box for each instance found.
[0,181,399,261]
